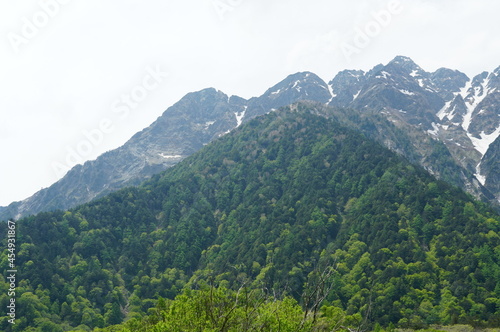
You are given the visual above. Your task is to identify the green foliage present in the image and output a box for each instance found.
[97,285,349,332]
[1,108,500,330]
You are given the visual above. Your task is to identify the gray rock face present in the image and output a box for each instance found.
[467,70,500,139]
[482,136,500,199]
[431,68,470,100]
[0,73,335,221]
[327,58,500,204]
[328,69,366,106]
[2,57,499,221]
[245,72,332,119]
[1,88,245,220]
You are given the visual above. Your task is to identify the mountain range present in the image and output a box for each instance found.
[3,107,500,330]
[1,55,499,221]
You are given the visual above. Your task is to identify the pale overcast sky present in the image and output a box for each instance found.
[1,0,499,206]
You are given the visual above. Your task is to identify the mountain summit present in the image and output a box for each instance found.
[2,56,499,221]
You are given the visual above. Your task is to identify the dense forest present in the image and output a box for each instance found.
[2,105,500,331]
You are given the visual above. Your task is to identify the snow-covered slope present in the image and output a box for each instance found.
[326,57,500,203]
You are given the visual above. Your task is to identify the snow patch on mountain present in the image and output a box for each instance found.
[204,121,215,129]
[399,89,415,96]
[327,83,336,104]
[353,90,361,100]
[461,77,491,131]
[468,125,500,155]
[437,100,453,120]
[427,122,440,136]
[377,71,391,79]
[235,106,247,127]
[292,80,301,92]
[159,153,183,159]
[350,71,363,78]
[475,163,487,186]
[460,81,474,130]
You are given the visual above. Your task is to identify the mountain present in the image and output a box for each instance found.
[0,89,245,220]
[2,56,499,221]
[3,107,500,331]
[327,56,500,203]
[244,71,332,119]
[339,56,444,130]
[0,72,337,221]
[482,136,500,197]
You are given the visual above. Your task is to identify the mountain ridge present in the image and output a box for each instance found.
[2,56,499,220]
[4,106,500,330]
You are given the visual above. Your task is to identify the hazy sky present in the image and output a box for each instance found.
[1,0,499,206]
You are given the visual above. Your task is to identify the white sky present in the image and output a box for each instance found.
[1,0,499,206]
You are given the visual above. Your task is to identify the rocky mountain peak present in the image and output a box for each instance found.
[3,56,499,221]
[470,71,489,90]
[492,66,500,79]
[244,71,331,120]
[263,72,330,98]
[487,68,500,90]
[328,69,366,106]
[387,55,426,76]
[431,68,469,98]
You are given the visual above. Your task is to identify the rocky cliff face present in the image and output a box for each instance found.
[2,56,499,221]
[2,88,244,220]
[325,56,500,205]
[244,71,332,119]
[482,136,500,199]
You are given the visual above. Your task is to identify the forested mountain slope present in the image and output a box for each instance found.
[3,56,499,222]
[1,106,500,331]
